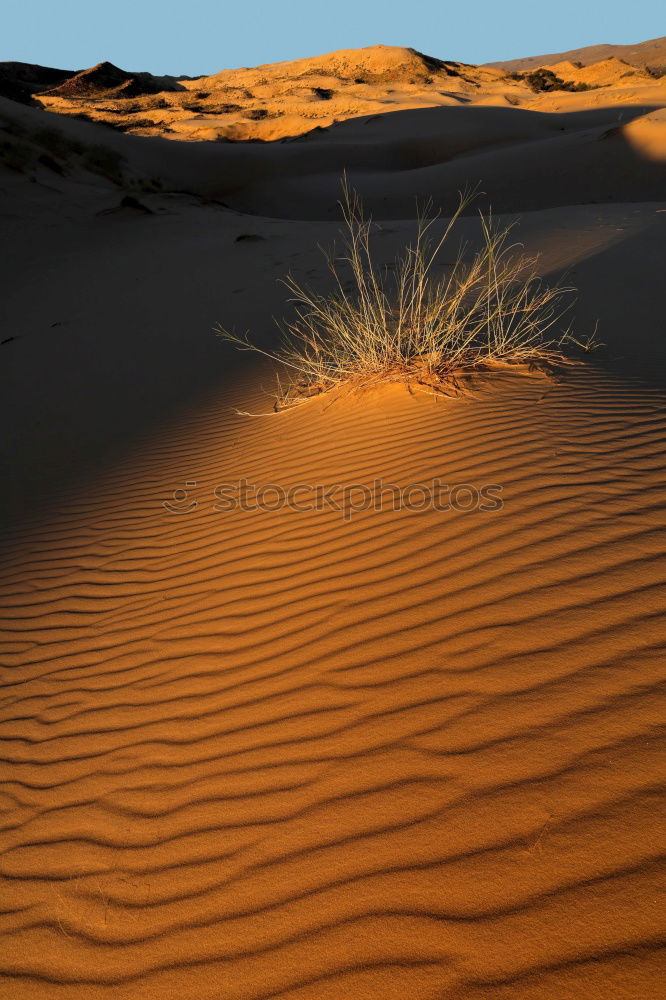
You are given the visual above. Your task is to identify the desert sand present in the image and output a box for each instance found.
[1,37,665,1000]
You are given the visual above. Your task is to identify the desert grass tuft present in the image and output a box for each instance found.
[217,180,584,412]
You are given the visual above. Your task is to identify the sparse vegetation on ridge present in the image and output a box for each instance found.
[218,181,583,413]
[506,68,596,92]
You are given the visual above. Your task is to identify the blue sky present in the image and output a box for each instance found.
[3,1,664,76]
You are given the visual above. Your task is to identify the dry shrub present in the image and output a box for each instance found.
[218,182,583,412]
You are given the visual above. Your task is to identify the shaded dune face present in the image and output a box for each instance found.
[209,104,666,220]
[1,361,665,999]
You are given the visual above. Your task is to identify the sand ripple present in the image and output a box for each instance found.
[1,368,665,998]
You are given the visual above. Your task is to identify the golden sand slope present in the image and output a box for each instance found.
[1,176,665,998]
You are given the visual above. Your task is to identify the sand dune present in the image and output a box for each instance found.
[2,184,665,998]
[217,104,666,218]
[488,34,666,73]
[1,36,666,1000]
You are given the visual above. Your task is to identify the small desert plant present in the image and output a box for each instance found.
[217,181,578,412]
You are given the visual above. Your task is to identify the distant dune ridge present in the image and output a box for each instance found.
[487,34,666,73]
[1,31,666,1000]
